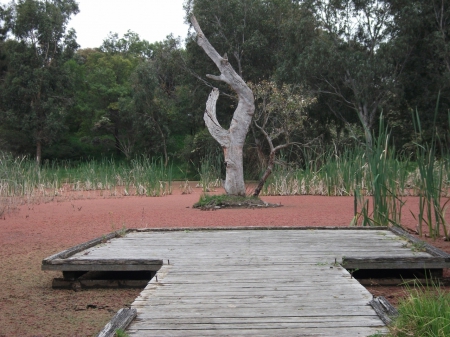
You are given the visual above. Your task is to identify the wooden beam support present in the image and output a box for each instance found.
[96,308,137,337]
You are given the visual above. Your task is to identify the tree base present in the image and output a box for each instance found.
[193,194,282,210]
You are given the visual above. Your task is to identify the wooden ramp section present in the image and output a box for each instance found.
[43,228,450,336]
[113,228,435,337]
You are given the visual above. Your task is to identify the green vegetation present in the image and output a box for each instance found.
[0,0,448,234]
[0,154,173,200]
[196,152,222,193]
[114,329,129,337]
[388,281,450,337]
[193,194,262,209]
[0,0,449,169]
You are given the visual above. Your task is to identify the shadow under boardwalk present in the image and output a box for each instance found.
[43,228,450,336]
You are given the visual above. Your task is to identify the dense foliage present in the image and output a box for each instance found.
[0,0,449,179]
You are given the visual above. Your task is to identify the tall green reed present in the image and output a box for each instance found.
[197,152,222,192]
[353,117,406,226]
[412,103,450,239]
[0,154,173,205]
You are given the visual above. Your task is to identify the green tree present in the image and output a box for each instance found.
[100,30,154,58]
[0,0,79,163]
[130,60,171,165]
[387,0,450,147]
[250,81,317,196]
[68,33,142,158]
[291,0,399,148]
[0,3,8,78]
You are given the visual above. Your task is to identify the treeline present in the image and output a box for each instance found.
[0,0,449,178]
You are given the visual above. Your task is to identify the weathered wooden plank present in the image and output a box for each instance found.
[132,302,378,314]
[390,226,450,260]
[134,294,373,302]
[42,258,162,272]
[131,316,384,324]
[97,308,137,337]
[131,226,389,232]
[133,306,378,316]
[38,228,441,336]
[342,256,449,269]
[49,258,162,265]
[127,327,388,337]
[42,232,118,264]
[370,296,399,325]
[129,318,385,330]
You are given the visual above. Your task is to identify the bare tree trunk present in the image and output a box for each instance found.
[250,124,267,171]
[357,103,373,149]
[190,15,255,196]
[253,150,275,196]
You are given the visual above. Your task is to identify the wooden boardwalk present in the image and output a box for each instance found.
[44,228,450,336]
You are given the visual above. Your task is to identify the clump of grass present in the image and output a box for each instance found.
[115,329,129,337]
[389,281,450,337]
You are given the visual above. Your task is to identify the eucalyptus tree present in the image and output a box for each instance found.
[70,31,155,159]
[387,0,450,142]
[130,60,171,166]
[0,0,79,164]
[100,30,154,58]
[293,0,399,148]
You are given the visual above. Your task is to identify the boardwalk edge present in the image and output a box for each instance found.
[96,307,137,337]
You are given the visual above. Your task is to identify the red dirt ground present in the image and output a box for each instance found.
[0,183,449,336]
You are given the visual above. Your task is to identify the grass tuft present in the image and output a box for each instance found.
[389,281,450,337]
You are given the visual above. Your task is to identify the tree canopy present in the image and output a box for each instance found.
[0,0,448,178]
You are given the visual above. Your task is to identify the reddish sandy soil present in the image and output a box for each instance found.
[0,183,449,336]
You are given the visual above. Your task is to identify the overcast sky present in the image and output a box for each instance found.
[1,0,190,49]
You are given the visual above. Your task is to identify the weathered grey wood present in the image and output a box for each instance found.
[131,226,389,232]
[42,259,162,272]
[42,228,445,336]
[127,327,386,337]
[49,258,162,265]
[42,232,118,265]
[130,319,385,330]
[342,256,449,269]
[370,296,399,325]
[97,308,137,337]
[390,226,450,260]
[131,316,383,324]
[119,230,417,336]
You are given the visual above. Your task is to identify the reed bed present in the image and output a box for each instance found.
[0,154,173,215]
[260,113,449,237]
[259,149,436,198]
[195,152,223,192]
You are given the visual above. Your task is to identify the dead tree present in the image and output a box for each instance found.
[190,15,255,196]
